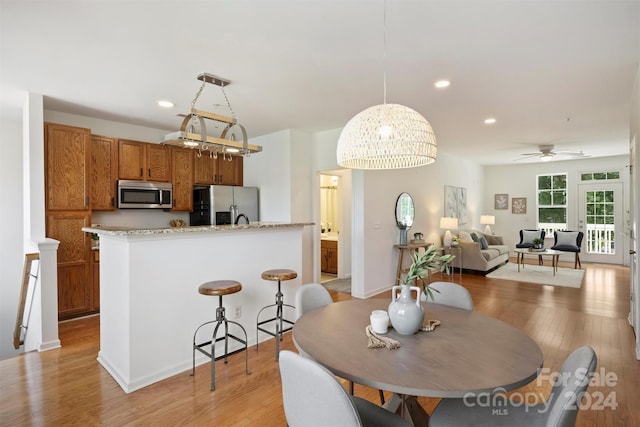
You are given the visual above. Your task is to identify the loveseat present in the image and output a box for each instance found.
[449,230,509,274]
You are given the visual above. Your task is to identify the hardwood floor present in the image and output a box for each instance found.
[1,258,638,426]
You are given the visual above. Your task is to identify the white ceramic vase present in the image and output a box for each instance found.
[388,285,424,335]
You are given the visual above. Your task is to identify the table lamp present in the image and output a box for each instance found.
[480,215,495,235]
[440,217,458,247]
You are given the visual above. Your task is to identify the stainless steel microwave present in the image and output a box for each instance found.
[117,180,172,209]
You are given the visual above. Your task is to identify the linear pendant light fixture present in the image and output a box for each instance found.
[163,73,262,157]
[336,1,437,169]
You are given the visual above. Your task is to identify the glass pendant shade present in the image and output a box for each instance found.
[336,103,438,170]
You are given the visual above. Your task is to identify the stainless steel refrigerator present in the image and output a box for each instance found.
[190,185,260,226]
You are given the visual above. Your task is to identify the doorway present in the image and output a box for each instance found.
[320,174,339,281]
[318,170,352,284]
[578,182,624,264]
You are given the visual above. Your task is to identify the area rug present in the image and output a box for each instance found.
[322,278,351,294]
[486,262,584,288]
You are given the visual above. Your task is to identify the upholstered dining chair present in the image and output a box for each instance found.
[428,346,598,427]
[279,350,412,427]
[420,281,474,311]
[295,282,333,318]
[551,230,584,269]
[294,283,386,405]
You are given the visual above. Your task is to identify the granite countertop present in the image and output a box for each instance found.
[82,222,314,236]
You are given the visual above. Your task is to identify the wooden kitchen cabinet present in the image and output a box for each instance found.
[171,147,194,211]
[45,123,91,211]
[218,155,243,185]
[147,143,171,181]
[91,135,118,210]
[118,139,170,182]
[194,153,243,186]
[321,240,338,274]
[45,123,96,320]
[47,212,96,319]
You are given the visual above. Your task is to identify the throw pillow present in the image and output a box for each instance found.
[556,231,579,248]
[478,236,489,250]
[522,230,541,244]
[470,232,479,242]
[458,231,473,242]
[484,234,500,245]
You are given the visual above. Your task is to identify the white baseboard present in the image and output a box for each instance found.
[37,339,61,352]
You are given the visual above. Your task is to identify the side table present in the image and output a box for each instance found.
[444,245,463,281]
[393,242,433,284]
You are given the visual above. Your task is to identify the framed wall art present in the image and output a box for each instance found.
[512,197,527,214]
[494,194,508,210]
[444,185,468,225]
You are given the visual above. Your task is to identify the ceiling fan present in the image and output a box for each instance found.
[515,144,587,162]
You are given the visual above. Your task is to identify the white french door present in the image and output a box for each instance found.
[578,182,624,264]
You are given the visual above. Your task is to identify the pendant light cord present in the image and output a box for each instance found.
[383,0,387,106]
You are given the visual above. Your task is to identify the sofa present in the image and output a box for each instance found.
[449,230,509,274]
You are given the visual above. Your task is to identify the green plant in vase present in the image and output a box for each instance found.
[532,238,544,249]
[401,244,456,302]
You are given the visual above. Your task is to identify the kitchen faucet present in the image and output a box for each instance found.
[235,213,249,225]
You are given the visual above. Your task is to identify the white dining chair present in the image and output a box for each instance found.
[421,281,474,311]
[295,282,333,318]
[294,283,387,405]
[279,350,412,427]
[428,346,597,427]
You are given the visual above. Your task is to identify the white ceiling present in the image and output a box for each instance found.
[1,0,639,165]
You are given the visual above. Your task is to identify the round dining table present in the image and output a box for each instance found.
[292,298,543,424]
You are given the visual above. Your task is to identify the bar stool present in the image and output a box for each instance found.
[256,269,297,361]
[191,280,251,391]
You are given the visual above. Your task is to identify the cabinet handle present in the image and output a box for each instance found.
[140,168,143,177]
[173,199,176,207]
[148,168,151,178]
[111,197,114,207]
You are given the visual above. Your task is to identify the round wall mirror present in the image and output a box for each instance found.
[395,192,414,229]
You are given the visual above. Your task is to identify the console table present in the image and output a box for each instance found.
[394,242,432,284]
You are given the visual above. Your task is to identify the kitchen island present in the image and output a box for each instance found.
[83,222,312,393]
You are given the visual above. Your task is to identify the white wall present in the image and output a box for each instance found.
[355,153,484,298]
[45,111,169,142]
[484,155,629,264]
[0,118,24,360]
[244,130,292,222]
[289,130,314,284]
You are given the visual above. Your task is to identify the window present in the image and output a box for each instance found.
[580,171,620,181]
[537,173,567,235]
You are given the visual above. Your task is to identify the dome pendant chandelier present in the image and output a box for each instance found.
[336,1,437,170]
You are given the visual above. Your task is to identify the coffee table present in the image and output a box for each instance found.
[514,248,561,275]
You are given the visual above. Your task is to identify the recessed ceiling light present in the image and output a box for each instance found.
[434,80,450,88]
[484,118,496,125]
[158,100,174,108]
